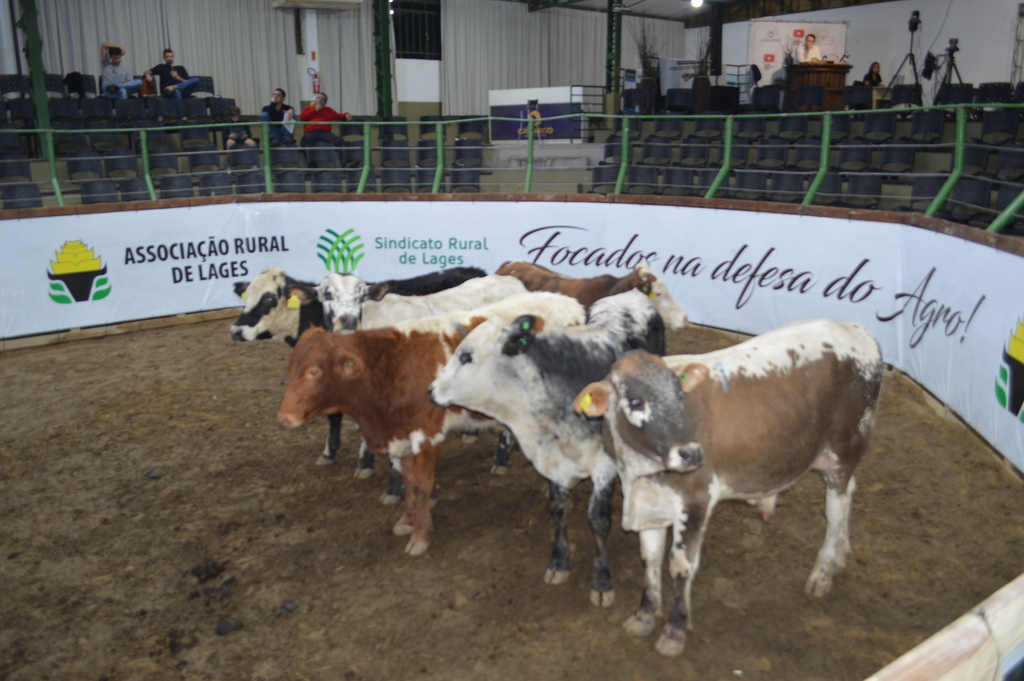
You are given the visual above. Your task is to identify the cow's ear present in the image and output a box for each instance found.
[234,281,250,299]
[679,363,710,392]
[367,282,390,301]
[286,282,318,306]
[502,315,538,356]
[336,354,363,378]
[574,381,611,418]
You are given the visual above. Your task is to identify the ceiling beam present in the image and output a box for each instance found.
[528,0,590,11]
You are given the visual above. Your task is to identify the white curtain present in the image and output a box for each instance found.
[31,0,299,115]
[317,4,379,116]
[440,0,687,116]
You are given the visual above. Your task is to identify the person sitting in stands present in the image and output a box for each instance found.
[225,106,257,150]
[299,92,352,148]
[261,87,295,146]
[100,42,143,99]
[862,61,883,87]
[796,34,822,64]
[146,48,199,102]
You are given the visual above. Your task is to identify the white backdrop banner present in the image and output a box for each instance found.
[2,200,1023,474]
[748,19,849,87]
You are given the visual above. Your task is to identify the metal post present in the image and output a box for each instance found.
[372,0,394,120]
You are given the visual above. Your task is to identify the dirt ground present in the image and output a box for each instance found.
[1,316,1023,681]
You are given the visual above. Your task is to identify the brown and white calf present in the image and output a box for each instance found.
[496,260,688,330]
[277,292,586,556]
[230,266,488,474]
[574,319,883,656]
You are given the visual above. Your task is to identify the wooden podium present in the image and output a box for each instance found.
[786,63,853,111]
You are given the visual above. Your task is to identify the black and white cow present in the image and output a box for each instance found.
[573,319,883,656]
[317,273,528,333]
[428,290,669,606]
[230,266,488,480]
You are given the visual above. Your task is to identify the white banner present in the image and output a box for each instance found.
[2,200,1023,474]
[748,19,849,88]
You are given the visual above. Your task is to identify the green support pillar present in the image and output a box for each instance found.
[372,0,394,120]
[16,0,50,130]
[605,0,622,97]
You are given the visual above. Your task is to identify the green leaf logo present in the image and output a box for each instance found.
[317,228,365,274]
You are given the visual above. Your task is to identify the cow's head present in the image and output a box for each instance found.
[230,267,318,343]
[574,350,704,475]
[317,273,387,332]
[277,327,362,428]
[429,314,547,420]
[633,262,688,331]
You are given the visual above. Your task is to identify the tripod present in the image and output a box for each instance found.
[941,50,963,85]
[888,29,920,89]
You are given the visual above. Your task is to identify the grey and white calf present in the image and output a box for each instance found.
[428,290,668,606]
[317,273,526,333]
[574,319,883,656]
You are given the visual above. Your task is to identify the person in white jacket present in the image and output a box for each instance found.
[796,34,822,63]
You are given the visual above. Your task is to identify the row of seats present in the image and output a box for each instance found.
[588,165,1021,226]
[0,166,484,209]
[0,73,215,100]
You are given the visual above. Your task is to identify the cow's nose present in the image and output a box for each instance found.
[666,442,703,472]
[278,413,298,428]
[427,386,441,407]
[339,315,359,331]
[230,327,245,342]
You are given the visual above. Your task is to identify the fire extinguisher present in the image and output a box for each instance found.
[308,67,320,95]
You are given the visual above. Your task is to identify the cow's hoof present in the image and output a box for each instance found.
[316,455,335,467]
[393,521,414,536]
[655,631,686,657]
[623,614,655,637]
[405,539,429,556]
[490,465,508,476]
[380,492,401,505]
[590,588,615,607]
[543,568,569,585]
[804,569,833,597]
[354,466,373,479]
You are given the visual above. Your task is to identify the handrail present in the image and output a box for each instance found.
[4,104,1023,237]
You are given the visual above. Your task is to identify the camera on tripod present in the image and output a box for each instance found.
[947,38,960,55]
[908,10,921,32]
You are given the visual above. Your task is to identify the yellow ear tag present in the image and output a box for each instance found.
[240,291,247,301]
[287,293,301,309]
[579,392,593,413]
[648,291,656,299]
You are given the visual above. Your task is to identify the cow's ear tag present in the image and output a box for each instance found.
[287,293,301,309]
[346,361,354,368]
[579,392,593,413]
[240,291,248,301]
[520,319,532,331]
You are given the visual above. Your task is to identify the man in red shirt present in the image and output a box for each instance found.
[299,92,352,148]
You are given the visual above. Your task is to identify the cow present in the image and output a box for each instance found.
[317,273,527,333]
[573,319,883,656]
[427,290,668,606]
[276,292,587,556]
[229,266,487,476]
[496,260,688,331]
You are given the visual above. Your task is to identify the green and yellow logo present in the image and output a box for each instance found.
[318,228,364,274]
[996,318,1024,422]
[47,240,111,304]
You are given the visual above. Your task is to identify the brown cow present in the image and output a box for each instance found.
[496,260,688,330]
[574,319,883,656]
[277,292,586,555]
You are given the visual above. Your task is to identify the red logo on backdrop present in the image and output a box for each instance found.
[764,54,775,62]
[793,29,805,37]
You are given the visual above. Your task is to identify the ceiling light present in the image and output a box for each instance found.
[691,0,703,6]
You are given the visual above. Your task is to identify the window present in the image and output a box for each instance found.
[392,0,441,60]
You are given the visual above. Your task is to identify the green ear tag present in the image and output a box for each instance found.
[518,337,528,346]
[680,372,688,382]
[521,320,531,331]
[346,361,354,368]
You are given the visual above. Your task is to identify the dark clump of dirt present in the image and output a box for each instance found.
[0,319,1022,681]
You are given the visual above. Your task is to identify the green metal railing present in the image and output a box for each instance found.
[3,103,1022,234]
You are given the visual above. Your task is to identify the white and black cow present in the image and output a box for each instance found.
[230,266,487,480]
[574,319,883,656]
[428,290,668,606]
[318,273,528,334]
